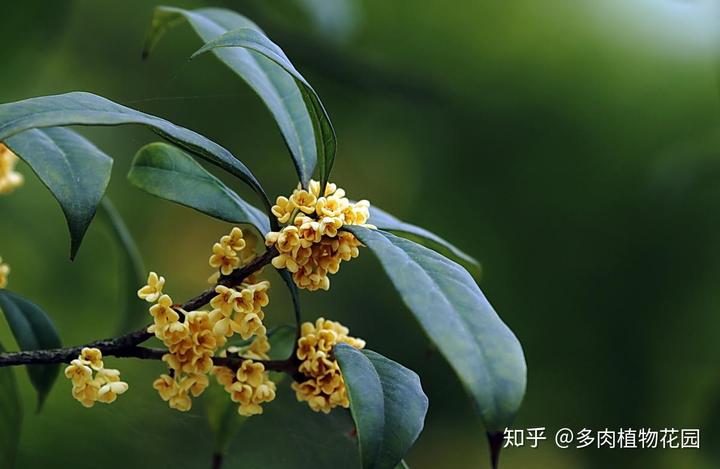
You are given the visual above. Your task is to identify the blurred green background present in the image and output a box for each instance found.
[1,0,719,467]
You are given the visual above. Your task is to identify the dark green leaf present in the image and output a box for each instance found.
[205,382,247,455]
[346,227,526,433]
[277,269,302,358]
[0,91,271,214]
[128,142,270,235]
[4,127,112,259]
[0,341,21,469]
[335,344,428,469]
[144,6,333,187]
[395,461,410,469]
[0,290,62,410]
[95,197,147,333]
[190,24,336,188]
[367,204,481,279]
[266,324,297,360]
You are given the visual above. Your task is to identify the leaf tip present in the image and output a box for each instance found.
[487,431,504,469]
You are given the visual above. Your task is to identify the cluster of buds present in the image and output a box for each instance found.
[265,180,374,291]
[0,257,9,289]
[0,144,23,195]
[292,318,365,413]
[64,348,128,408]
[140,227,275,414]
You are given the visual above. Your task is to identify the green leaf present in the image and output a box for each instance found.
[334,344,428,469]
[205,382,247,456]
[346,227,526,434]
[395,461,410,469]
[367,204,482,279]
[144,6,334,188]
[4,127,112,259]
[277,269,302,357]
[266,324,297,360]
[0,290,62,410]
[189,23,336,188]
[95,197,147,333]
[128,142,270,235]
[0,341,21,469]
[0,91,271,214]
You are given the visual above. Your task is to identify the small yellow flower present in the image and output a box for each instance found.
[236,360,266,387]
[80,347,104,370]
[238,402,264,416]
[209,242,240,275]
[210,285,241,317]
[230,382,254,404]
[179,373,209,398]
[315,196,347,219]
[253,382,276,404]
[169,391,192,412]
[221,227,246,252]
[271,196,295,224]
[97,381,129,404]
[271,253,299,273]
[0,258,9,289]
[64,359,92,387]
[137,272,165,303]
[276,226,302,253]
[149,294,179,327]
[72,380,100,408]
[153,374,178,401]
[290,189,317,214]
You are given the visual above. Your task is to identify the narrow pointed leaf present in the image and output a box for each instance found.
[190,25,336,188]
[144,6,333,187]
[0,290,62,410]
[0,341,21,469]
[96,197,147,333]
[335,344,428,469]
[367,205,481,279]
[346,227,526,433]
[128,142,270,235]
[0,92,271,213]
[4,127,112,259]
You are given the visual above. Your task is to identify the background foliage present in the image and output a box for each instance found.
[0,0,718,467]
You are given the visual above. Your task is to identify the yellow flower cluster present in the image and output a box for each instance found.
[209,282,269,342]
[0,144,23,195]
[209,227,256,276]
[0,257,9,289]
[266,180,374,291]
[292,318,365,413]
[213,355,277,416]
[140,275,214,412]
[64,348,128,408]
[140,227,274,412]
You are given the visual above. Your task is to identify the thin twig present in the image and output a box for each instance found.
[0,246,293,373]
